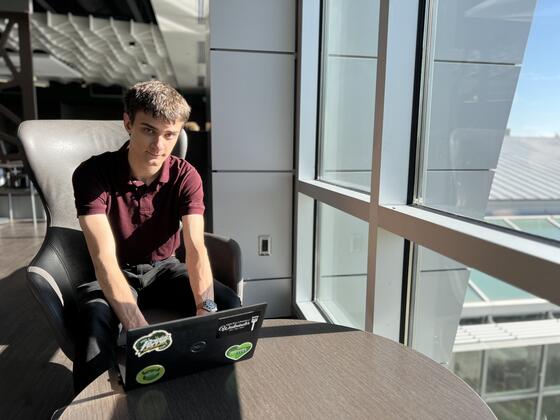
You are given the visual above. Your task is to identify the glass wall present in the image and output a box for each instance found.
[317,0,379,193]
[296,1,560,419]
[412,242,560,419]
[315,203,369,329]
[416,0,560,244]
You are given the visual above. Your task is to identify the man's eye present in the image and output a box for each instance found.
[143,128,154,134]
[165,134,175,140]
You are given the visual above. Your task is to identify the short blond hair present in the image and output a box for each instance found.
[124,80,191,123]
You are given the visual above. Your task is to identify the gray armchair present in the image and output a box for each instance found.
[18,120,242,361]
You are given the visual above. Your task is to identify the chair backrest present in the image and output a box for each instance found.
[18,120,187,229]
[18,120,187,359]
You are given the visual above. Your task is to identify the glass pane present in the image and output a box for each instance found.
[315,203,369,329]
[317,0,379,193]
[411,244,560,413]
[488,399,536,420]
[486,347,541,393]
[417,0,560,244]
[465,286,483,303]
[510,218,560,241]
[545,343,560,388]
[542,395,560,420]
[487,219,511,228]
[470,271,535,301]
[451,351,482,393]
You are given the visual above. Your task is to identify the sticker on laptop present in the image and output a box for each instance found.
[133,329,173,358]
[225,342,253,361]
[136,364,166,385]
[217,313,260,338]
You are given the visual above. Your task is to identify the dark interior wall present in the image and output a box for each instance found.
[0,82,212,230]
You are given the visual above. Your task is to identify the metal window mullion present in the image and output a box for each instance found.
[414,0,437,204]
[293,0,321,313]
[378,205,560,305]
[364,0,390,333]
[481,349,489,398]
[484,392,539,404]
[298,180,370,221]
[536,344,549,420]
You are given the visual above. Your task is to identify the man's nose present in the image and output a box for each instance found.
[151,136,165,150]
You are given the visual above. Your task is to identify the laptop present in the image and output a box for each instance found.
[117,303,267,390]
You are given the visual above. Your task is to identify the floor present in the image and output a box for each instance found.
[0,221,74,419]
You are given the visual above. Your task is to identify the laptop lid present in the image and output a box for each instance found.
[119,303,267,390]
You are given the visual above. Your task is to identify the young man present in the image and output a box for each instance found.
[71,81,241,393]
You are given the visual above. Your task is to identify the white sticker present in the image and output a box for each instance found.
[250,315,259,331]
[133,330,173,358]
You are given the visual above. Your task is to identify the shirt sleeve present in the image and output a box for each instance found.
[72,159,109,217]
[178,164,205,216]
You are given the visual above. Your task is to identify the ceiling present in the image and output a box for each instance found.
[0,0,209,89]
[32,0,157,24]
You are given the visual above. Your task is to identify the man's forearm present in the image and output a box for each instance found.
[94,263,147,330]
[186,246,214,308]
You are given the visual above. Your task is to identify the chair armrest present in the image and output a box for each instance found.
[204,233,243,297]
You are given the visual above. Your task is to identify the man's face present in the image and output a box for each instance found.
[124,111,183,169]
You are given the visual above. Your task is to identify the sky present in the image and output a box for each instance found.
[507,0,560,137]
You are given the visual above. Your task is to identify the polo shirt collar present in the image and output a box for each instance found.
[118,140,171,187]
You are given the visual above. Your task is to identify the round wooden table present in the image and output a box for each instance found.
[60,319,495,419]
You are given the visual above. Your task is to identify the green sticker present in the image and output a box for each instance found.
[136,364,166,385]
[225,342,253,361]
[133,330,173,358]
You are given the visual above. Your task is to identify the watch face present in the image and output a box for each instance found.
[203,299,218,312]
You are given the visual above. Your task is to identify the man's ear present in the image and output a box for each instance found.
[123,112,132,134]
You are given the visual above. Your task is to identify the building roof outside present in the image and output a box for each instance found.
[489,136,560,201]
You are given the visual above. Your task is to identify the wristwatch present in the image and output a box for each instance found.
[200,299,218,313]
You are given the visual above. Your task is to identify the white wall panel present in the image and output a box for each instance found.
[423,170,494,219]
[212,172,293,280]
[426,62,520,170]
[243,278,292,318]
[322,56,376,172]
[434,0,537,64]
[325,0,379,57]
[210,0,295,52]
[210,51,294,171]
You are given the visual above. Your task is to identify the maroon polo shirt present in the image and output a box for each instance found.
[72,141,205,266]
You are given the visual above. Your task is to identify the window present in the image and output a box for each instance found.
[451,351,482,393]
[296,11,560,420]
[315,202,368,329]
[486,347,541,394]
[487,399,536,420]
[416,0,560,246]
[317,0,379,193]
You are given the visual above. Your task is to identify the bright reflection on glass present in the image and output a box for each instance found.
[417,0,560,244]
[315,202,368,330]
